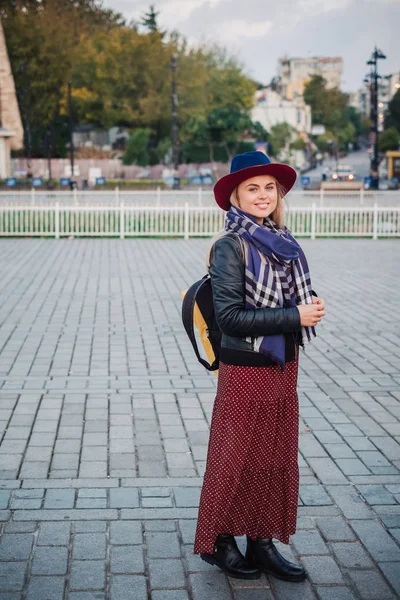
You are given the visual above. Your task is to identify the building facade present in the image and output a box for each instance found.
[251,87,312,134]
[278,56,343,100]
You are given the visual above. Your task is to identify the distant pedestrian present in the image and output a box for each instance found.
[194,151,326,581]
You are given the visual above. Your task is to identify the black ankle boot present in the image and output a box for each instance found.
[245,537,306,582]
[201,534,261,580]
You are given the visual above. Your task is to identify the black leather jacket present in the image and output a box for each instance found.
[209,232,302,367]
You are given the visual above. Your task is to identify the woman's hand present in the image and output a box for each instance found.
[297,297,326,327]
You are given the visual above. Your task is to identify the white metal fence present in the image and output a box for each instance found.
[0,203,399,239]
[1,188,400,208]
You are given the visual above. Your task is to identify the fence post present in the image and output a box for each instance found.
[198,187,202,207]
[311,202,316,240]
[55,202,60,239]
[120,202,125,239]
[184,202,189,240]
[156,186,161,207]
[31,187,35,205]
[73,186,78,205]
[115,186,119,206]
[360,186,364,205]
[320,187,324,208]
[373,203,378,240]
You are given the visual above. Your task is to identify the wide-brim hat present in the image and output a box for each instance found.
[214,151,297,211]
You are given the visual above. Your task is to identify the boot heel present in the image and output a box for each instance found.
[200,553,216,566]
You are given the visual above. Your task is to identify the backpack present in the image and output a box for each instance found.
[181,234,246,373]
[181,275,221,373]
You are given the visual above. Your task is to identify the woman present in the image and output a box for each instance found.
[193,151,325,582]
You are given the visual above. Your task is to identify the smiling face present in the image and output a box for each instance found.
[234,175,279,224]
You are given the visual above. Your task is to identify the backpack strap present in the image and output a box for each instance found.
[182,276,219,371]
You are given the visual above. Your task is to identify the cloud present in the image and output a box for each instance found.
[216,19,273,42]
[297,0,350,12]
[123,0,225,27]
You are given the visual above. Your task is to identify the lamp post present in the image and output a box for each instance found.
[365,47,386,190]
[169,55,179,185]
[68,81,75,181]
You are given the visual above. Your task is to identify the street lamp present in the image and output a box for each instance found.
[169,55,180,185]
[68,81,75,183]
[365,47,386,190]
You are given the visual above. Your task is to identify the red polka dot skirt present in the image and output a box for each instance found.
[194,358,300,555]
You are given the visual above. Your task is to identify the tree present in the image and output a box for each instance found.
[123,129,152,165]
[304,75,349,131]
[268,123,297,157]
[379,127,400,153]
[140,5,160,32]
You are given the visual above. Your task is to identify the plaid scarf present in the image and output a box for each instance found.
[225,206,316,368]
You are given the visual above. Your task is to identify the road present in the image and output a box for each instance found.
[297,149,371,187]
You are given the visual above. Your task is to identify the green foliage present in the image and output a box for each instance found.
[379,127,400,152]
[123,129,152,165]
[4,1,257,160]
[140,5,160,32]
[304,75,363,151]
[290,137,306,151]
[268,123,296,156]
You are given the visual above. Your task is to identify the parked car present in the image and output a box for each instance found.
[331,165,356,181]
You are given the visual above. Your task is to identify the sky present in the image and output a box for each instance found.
[103,0,400,92]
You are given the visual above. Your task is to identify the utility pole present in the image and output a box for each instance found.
[68,81,75,180]
[169,55,179,184]
[46,124,52,186]
[365,47,386,190]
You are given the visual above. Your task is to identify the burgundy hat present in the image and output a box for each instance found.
[214,151,297,211]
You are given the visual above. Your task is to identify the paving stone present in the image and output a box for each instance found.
[315,516,357,541]
[151,592,189,600]
[31,546,68,576]
[26,576,65,600]
[325,485,372,519]
[70,561,105,591]
[291,529,329,555]
[350,519,400,562]
[347,570,396,599]
[110,521,142,545]
[174,487,201,507]
[147,531,181,558]
[0,561,27,591]
[44,489,75,509]
[73,533,107,560]
[234,591,273,600]
[315,588,356,600]
[299,485,333,506]
[190,571,232,600]
[68,594,105,600]
[38,522,71,546]
[0,491,11,509]
[357,484,397,505]
[110,545,144,574]
[109,574,147,600]
[300,556,344,584]
[379,561,400,596]
[74,521,107,533]
[0,533,34,560]
[148,558,186,589]
[331,541,374,568]
[109,488,139,508]
[146,520,177,532]
[269,576,317,599]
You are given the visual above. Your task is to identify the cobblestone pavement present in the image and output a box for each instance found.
[0,238,400,600]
